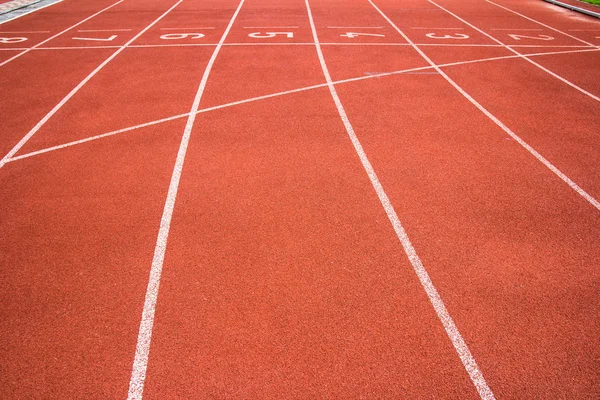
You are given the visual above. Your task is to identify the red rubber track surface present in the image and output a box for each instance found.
[1,0,599,398]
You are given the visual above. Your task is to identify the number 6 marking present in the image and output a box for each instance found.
[248,32,293,38]
[425,33,470,39]
[160,33,205,40]
[0,37,28,43]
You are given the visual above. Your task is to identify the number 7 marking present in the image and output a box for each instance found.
[72,35,118,42]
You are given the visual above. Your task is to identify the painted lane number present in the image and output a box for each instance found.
[425,33,470,39]
[0,37,28,43]
[72,35,117,42]
[508,34,554,41]
[160,33,205,40]
[248,32,293,38]
[340,32,385,38]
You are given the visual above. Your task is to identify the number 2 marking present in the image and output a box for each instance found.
[508,34,554,41]
[425,33,470,39]
[0,37,28,43]
[160,33,205,40]
[72,35,117,42]
[248,32,293,38]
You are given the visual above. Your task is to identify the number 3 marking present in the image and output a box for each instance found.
[248,32,293,38]
[0,37,28,43]
[425,33,470,39]
[160,33,205,40]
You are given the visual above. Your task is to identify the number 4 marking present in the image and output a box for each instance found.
[72,35,118,42]
[508,34,554,41]
[340,32,385,38]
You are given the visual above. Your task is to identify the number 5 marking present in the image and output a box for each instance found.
[426,33,470,39]
[0,37,28,43]
[160,33,205,40]
[72,35,117,42]
[248,32,293,38]
[508,34,554,41]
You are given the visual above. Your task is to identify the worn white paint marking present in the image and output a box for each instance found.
[485,0,599,48]
[0,0,123,67]
[7,46,599,164]
[410,26,463,29]
[374,0,600,215]
[159,27,215,30]
[369,0,498,398]
[308,0,496,399]
[327,26,384,28]
[430,1,600,102]
[490,28,542,31]
[0,30,49,33]
[0,0,182,169]
[126,1,245,399]
[242,25,298,29]
[77,28,132,32]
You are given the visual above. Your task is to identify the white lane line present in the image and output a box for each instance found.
[0,30,49,32]
[307,0,495,399]
[0,0,62,25]
[410,26,464,29]
[0,0,123,67]
[17,42,593,51]
[77,28,133,32]
[430,1,600,102]
[327,26,384,28]
[0,0,182,169]
[374,0,600,215]
[126,0,245,398]
[242,25,298,28]
[485,0,599,48]
[489,28,542,31]
[159,27,215,30]
[8,46,598,165]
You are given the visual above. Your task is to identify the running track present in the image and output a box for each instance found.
[1,0,599,398]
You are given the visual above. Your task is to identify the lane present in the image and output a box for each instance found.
[429,0,600,100]
[381,0,600,203]
[0,118,186,399]
[0,0,117,48]
[421,0,592,52]
[0,0,181,166]
[139,0,482,397]
[333,0,600,397]
[0,47,115,156]
[487,0,600,46]
[0,1,243,398]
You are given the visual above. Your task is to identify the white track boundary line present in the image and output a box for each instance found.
[371,0,600,213]
[7,46,598,164]
[430,1,600,102]
[126,0,245,398]
[307,0,495,398]
[0,0,182,169]
[8,42,594,51]
[485,0,600,48]
[0,0,123,67]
